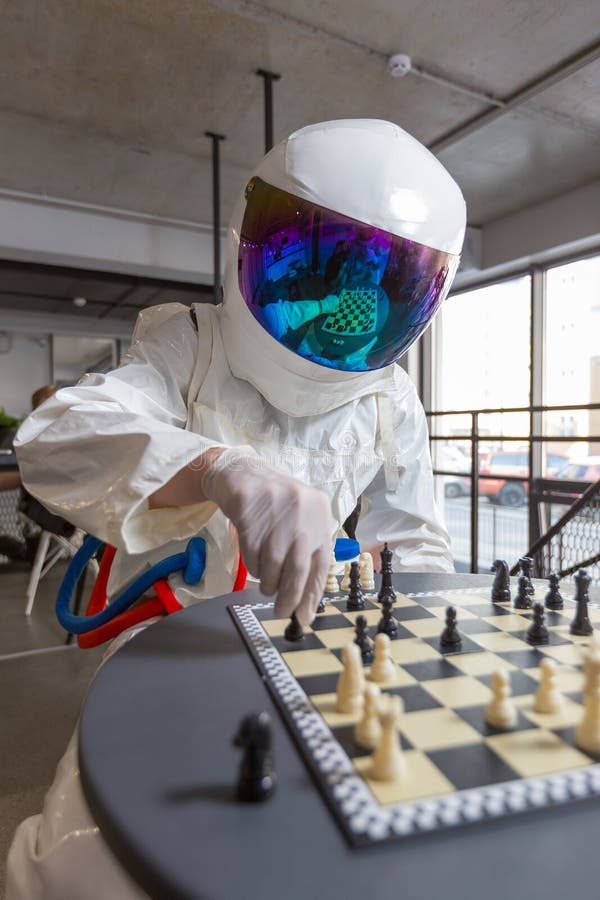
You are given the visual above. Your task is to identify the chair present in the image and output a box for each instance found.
[25,529,99,616]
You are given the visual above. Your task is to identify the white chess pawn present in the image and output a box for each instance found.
[367,633,396,685]
[325,551,339,593]
[359,552,375,590]
[341,562,352,592]
[575,643,600,755]
[354,683,382,749]
[485,669,517,729]
[369,694,406,782]
[534,657,563,714]
[336,643,366,714]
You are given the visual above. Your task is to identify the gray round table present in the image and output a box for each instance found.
[79,573,600,900]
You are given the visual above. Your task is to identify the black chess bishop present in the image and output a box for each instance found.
[354,614,374,664]
[377,595,397,639]
[527,602,549,645]
[440,606,461,649]
[544,573,564,611]
[346,561,366,611]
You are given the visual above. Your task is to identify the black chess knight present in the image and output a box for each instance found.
[490,559,511,603]
[233,712,277,803]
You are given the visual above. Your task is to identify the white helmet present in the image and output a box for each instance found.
[220,119,465,416]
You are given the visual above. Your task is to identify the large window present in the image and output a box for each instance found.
[428,256,600,577]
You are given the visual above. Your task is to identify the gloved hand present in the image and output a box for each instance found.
[202,450,334,624]
[320,294,340,314]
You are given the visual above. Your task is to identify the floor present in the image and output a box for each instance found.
[0,561,103,896]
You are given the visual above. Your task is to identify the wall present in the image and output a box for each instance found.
[0,331,52,419]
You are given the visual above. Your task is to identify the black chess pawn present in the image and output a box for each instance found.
[377,542,396,606]
[346,561,366,611]
[284,611,304,642]
[518,556,535,600]
[527,602,549,645]
[570,569,593,637]
[354,614,374,664]
[544,573,564,611]
[377,595,397,639]
[490,559,511,603]
[233,711,276,803]
[514,574,533,610]
[440,606,461,649]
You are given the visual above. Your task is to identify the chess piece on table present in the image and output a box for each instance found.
[534,658,563,714]
[341,562,352,592]
[377,595,398,639]
[544,572,564,610]
[346,561,366,611]
[354,614,374,664]
[354,683,382,749]
[514,574,533,610]
[377,542,396,606]
[570,569,593,637]
[336,643,366,714]
[359,552,375,590]
[575,642,600,755]
[316,594,326,614]
[233,712,277,802]
[369,694,406,782]
[518,556,535,600]
[325,551,339,593]
[284,611,304,642]
[367,633,396,685]
[490,559,511,603]
[485,669,517,729]
[440,605,461,649]
[527,602,549,645]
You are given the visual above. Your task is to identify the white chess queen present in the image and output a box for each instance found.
[7,119,465,899]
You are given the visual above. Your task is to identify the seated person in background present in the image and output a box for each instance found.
[0,385,63,563]
[6,119,465,900]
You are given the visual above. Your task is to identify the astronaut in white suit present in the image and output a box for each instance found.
[6,118,465,899]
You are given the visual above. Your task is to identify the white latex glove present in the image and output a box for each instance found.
[320,294,340,314]
[203,451,334,624]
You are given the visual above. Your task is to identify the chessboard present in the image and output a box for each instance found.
[322,287,378,335]
[228,581,600,848]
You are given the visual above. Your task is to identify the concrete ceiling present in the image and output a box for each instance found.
[0,0,599,232]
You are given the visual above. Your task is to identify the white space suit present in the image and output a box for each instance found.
[6,119,465,899]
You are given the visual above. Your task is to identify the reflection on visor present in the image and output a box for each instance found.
[238,177,459,372]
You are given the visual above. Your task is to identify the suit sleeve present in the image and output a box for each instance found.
[14,307,235,554]
[357,378,455,573]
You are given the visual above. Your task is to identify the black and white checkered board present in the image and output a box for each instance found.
[322,288,377,335]
[229,583,600,848]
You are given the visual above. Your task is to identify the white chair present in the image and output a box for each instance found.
[25,528,98,616]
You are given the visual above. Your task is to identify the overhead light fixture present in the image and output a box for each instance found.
[73,296,87,308]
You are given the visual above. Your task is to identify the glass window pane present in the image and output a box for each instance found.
[544,256,600,477]
[433,275,531,412]
[53,336,116,385]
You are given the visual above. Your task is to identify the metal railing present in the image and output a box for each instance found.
[427,402,600,579]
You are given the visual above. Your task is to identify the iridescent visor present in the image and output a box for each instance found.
[238,177,459,372]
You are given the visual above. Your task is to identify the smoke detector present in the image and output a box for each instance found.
[387,53,412,78]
